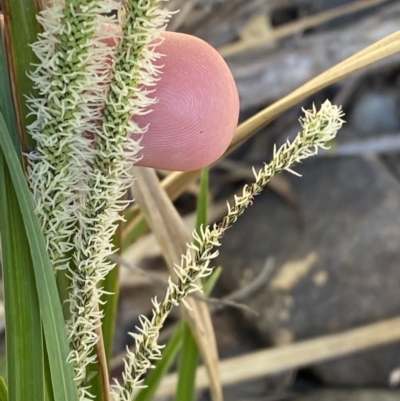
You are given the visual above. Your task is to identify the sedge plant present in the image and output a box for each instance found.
[0,0,353,400]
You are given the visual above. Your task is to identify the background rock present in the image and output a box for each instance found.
[292,389,400,401]
[218,156,400,385]
[349,89,400,136]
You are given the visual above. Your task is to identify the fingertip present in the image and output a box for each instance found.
[133,32,239,171]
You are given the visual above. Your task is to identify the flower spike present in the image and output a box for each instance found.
[66,0,173,398]
[113,100,345,400]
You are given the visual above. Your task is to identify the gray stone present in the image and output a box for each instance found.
[349,90,400,136]
[218,156,400,385]
[293,389,400,401]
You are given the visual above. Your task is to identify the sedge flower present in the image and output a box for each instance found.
[28,0,173,397]
[66,0,173,398]
[113,100,345,400]
[26,0,132,398]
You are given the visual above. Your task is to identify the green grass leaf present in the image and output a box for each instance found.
[1,0,40,150]
[122,216,149,251]
[0,359,6,382]
[0,27,20,153]
[0,25,45,401]
[175,167,210,401]
[203,266,222,295]
[0,155,45,401]
[174,325,198,401]
[0,377,8,401]
[44,344,55,401]
[0,113,79,401]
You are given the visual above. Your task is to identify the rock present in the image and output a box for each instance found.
[198,311,292,401]
[292,389,400,401]
[218,156,400,385]
[227,4,400,110]
[349,90,400,136]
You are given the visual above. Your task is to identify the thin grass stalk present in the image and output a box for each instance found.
[114,100,345,400]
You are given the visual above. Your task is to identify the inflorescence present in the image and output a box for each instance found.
[27,0,344,399]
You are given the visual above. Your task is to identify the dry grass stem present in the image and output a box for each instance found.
[155,316,400,397]
[219,0,392,58]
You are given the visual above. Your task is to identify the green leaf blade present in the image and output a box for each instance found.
[0,156,45,401]
[174,325,199,401]
[2,0,40,150]
[0,114,79,401]
[0,29,45,399]
[175,167,210,401]
[0,377,8,401]
[0,29,19,153]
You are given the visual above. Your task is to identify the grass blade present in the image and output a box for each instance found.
[0,155,45,401]
[1,0,39,150]
[44,344,54,401]
[0,377,8,401]
[175,326,198,401]
[0,32,18,149]
[175,167,210,401]
[0,359,6,382]
[121,171,200,246]
[203,267,222,295]
[0,113,79,401]
[122,215,149,251]
[0,25,45,401]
